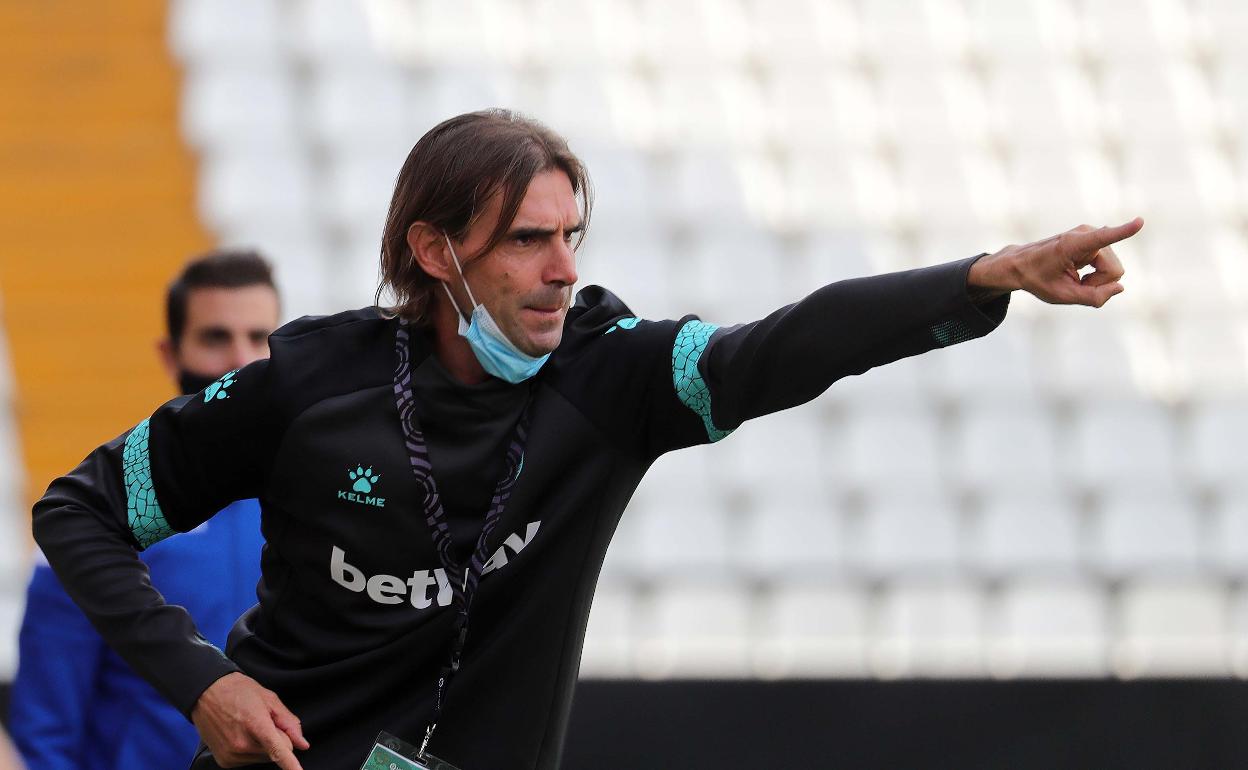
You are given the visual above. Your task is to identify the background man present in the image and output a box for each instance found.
[11,250,280,770]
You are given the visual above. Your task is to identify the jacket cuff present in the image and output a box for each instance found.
[169,643,241,720]
[928,254,1011,348]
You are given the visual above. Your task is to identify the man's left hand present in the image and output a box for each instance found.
[968,217,1143,308]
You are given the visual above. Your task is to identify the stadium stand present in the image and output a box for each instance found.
[40,0,1246,682]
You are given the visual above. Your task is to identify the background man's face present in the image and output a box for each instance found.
[164,284,281,381]
[449,169,582,356]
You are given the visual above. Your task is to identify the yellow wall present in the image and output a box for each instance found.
[0,1,212,511]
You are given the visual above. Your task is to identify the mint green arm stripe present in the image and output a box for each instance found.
[122,418,176,548]
[672,320,733,443]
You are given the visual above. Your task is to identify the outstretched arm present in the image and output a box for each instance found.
[698,218,1141,436]
[557,218,1142,460]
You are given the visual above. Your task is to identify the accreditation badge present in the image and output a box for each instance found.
[360,731,462,770]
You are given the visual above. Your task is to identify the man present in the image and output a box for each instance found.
[32,110,1139,770]
[12,250,279,769]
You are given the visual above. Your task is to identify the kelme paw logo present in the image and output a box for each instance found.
[603,317,640,335]
[349,466,381,494]
[203,369,239,403]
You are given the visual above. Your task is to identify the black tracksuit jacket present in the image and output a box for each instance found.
[32,256,1008,768]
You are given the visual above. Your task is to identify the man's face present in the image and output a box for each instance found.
[167,284,281,379]
[448,169,582,356]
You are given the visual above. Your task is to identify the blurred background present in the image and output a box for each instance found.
[2,0,1248,766]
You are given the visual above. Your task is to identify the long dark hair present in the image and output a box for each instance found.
[377,109,593,323]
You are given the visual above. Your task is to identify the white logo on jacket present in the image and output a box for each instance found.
[329,521,541,608]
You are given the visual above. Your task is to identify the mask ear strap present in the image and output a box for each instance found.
[443,232,480,308]
[440,282,468,320]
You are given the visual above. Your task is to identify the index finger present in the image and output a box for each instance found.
[263,728,305,770]
[1071,217,1144,250]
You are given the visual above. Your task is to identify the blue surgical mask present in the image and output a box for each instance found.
[440,233,551,383]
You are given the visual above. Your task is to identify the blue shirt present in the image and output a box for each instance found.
[10,499,263,770]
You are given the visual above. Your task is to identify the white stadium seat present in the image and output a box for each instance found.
[753,581,870,677]
[180,66,298,153]
[1092,489,1202,578]
[580,582,638,678]
[872,580,986,677]
[990,579,1110,677]
[1207,489,1248,577]
[738,486,844,581]
[634,498,733,577]
[852,491,962,577]
[307,67,416,150]
[1185,400,1248,492]
[198,148,315,234]
[288,0,383,63]
[1066,399,1179,493]
[636,581,754,678]
[837,405,944,492]
[1115,580,1229,676]
[969,492,1082,577]
[953,403,1061,495]
[169,0,284,64]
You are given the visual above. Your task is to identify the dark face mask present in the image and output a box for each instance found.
[178,368,224,397]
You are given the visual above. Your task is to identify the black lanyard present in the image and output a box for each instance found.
[393,319,531,757]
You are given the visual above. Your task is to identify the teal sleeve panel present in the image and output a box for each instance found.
[672,320,733,443]
[122,419,175,549]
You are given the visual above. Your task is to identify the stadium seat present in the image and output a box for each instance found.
[677,226,787,323]
[214,225,334,320]
[1045,314,1160,401]
[797,228,877,292]
[321,150,410,236]
[570,144,661,228]
[168,0,284,64]
[576,226,674,317]
[638,443,722,512]
[657,150,750,230]
[1207,489,1248,576]
[307,67,415,151]
[836,404,944,492]
[288,0,383,63]
[601,505,645,582]
[1066,398,1179,494]
[1185,399,1248,492]
[198,148,315,234]
[753,581,869,677]
[968,491,1082,577]
[990,579,1110,677]
[636,581,754,678]
[768,72,846,153]
[852,491,961,577]
[738,485,844,581]
[1170,315,1248,399]
[1115,580,1229,676]
[717,405,826,492]
[180,65,299,153]
[634,497,733,577]
[872,580,986,677]
[1092,489,1202,577]
[930,320,1041,403]
[423,66,521,129]
[953,403,1061,495]
[580,582,638,678]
